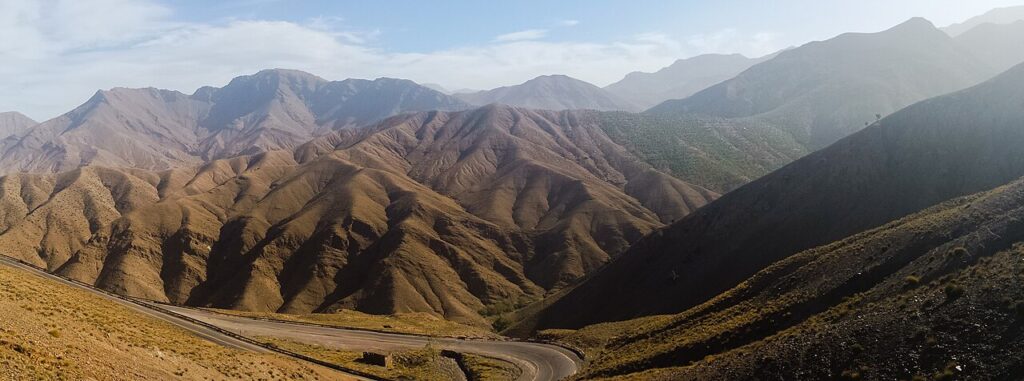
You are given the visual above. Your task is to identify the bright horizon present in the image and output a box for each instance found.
[2,0,1022,120]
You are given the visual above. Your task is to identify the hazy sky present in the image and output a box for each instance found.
[2,0,1022,120]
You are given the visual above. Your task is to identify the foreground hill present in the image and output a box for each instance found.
[548,177,1024,380]
[648,18,991,149]
[456,75,640,111]
[605,54,770,110]
[528,60,1024,330]
[0,69,471,174]
[0,259,339,379]
[0,105,716,326]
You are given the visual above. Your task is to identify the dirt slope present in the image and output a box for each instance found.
[0,257,341,380]
[0,105,715,327]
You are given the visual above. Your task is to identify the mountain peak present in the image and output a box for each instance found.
[0,111,37,138]
[251,68,326,82]
[886,17,938,34]
[457,75,637,111]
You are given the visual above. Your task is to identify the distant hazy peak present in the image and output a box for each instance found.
[457,74,639,111]
[0,111,37,138]
[0,111,35,124]
[606,53,768,109]
[943,5,1024,36]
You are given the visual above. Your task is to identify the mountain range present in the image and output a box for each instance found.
[527,59,1024,332]
[648,18,994,150]
[941,5,1024,36]
[0,69,472,174]
[455,75,640,112]
[4,8,1024,379]
[605,53,771,110]
[0,104,718,326]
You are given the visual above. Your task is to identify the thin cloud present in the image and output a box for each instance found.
[0,0,778,120]
[493,29,548,42]
[559,19,580,27]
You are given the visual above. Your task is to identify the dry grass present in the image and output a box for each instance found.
[462,353,523,380]
[209,307,499,339]
[0,263,346,380]
[261,338,462,381]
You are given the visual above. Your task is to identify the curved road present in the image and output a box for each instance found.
[162,305,582,381]
[0,255,581,380]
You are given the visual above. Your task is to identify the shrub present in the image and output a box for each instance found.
[491,316,511,332]
[944,284,966,300]
[904,275,921,288]
[1012,301,1024,317]
[933,362,959,381]
[841,369,863,380]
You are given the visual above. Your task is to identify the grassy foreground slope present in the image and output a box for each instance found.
[208,307,498,339]
[546,178,1024,380]
[0,262,341,380]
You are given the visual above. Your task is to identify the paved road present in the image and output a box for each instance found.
[162,305,583,381]
[0,254,581,380]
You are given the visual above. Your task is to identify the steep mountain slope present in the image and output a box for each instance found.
[0,258,339,380]
[456,75,640,111]
[0,88,210,173]
[0,69,472,174]
[942,5,1024,36]
[0,111,36,138]
[648,18,991,149]
[955,20,1024,74]
[529,60,1024,330]
[547,178,1024,380]
[0,105,716,326]
[595,112,806,193]
[197,70,473,158]
[605,54,769,110]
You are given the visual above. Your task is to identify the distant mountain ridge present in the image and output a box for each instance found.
[648,18,993,149]
[0,69,472,174]
[942,5,1024,36]
[455,75,640,111]
[954,20,1024,74]
[605,53,771,109]
[0,111,37,139]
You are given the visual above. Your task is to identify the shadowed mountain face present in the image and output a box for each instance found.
[456,75,640,112]
[605,54,770,110]
[550,178,1024,380]
[0,69,472,175]
[529,61,1024,330]
[0,112,36,138]
[0,105,716,326]
[648,18,992,150]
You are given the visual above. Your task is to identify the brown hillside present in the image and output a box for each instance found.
[0,257,341,380]
[0,105,715,326]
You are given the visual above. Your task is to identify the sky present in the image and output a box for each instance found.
[2,0,1022,120]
